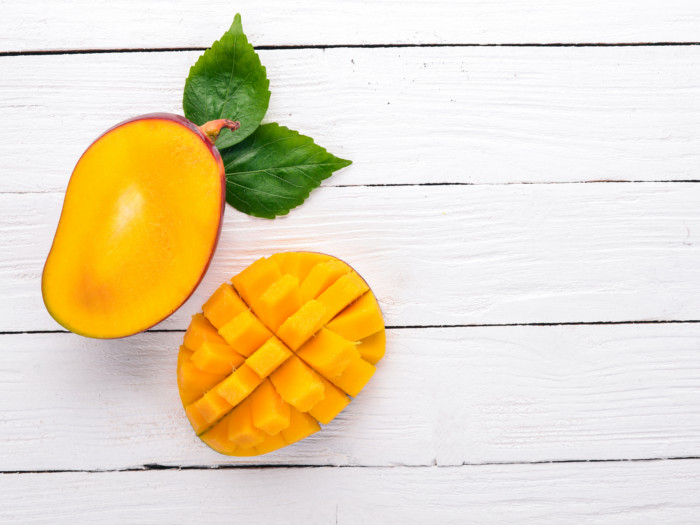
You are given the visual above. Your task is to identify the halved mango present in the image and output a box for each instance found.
[42,114,238,339]
[177,252,385,456]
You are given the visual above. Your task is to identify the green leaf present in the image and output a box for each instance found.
[183,13,270,149]
[220,123,352,219]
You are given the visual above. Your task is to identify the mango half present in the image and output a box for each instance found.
[178,252,386,456]
[42,113,238,338]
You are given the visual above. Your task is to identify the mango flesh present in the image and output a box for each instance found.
[177,252,385,456]
[42,113,226,338]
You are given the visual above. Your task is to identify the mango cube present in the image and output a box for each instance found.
[184,313,226,351]
[356,329,386,365]
[227,397,267,449]
[317,272,369,325]
[326,291,384,342]
[191,341,245,375]
[282,407,321,445]
[216,364,262,407]
[270,355,325,412]
[276,300,326,350]
[329,355,376,397]
[232,257,282,308]
[299,259,351,302]
[202,283,248,329]
[272,252,329,284]
[254,433,288,455]
[185,389,232,434]
[177,345,227,405]
[251,379,291,435]
[218,310,272,357]
[308,375,350,425]
[199,412,238,456]
[296,328,359,379]
[245,337,292,378]
[255,275,302,331]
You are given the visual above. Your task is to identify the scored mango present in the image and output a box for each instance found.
[177,252,385,456]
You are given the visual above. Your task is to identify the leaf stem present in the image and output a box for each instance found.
[199,119,241,144]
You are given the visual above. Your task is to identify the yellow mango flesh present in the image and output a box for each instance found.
[218,310,272,357]
[308,375,350,425]
[299,259,351,302]
[276,300,326,350]
[202,283,248,330]
[270,355,326,412]
[272,252,329,284]
[245,337,292,378]
[191,341,245,375]
[251,379,291,435]
[296,328,359,379]
[177,252,385,456]
[326,291,384,342]
[329,355,376,397]
[184,313,227,351]
[42,115,224,339]
[232,257,282,309]
[227,397,266,448]
[255,275,302,331]
[216,364,262,409]
[317,273,370,325]
[356,329,387,365]
[282,408,321,445]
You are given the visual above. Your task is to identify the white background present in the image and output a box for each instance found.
[2,1,700,522]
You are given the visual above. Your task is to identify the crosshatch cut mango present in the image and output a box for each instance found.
[42,113,240,339]
[178,252,386,456]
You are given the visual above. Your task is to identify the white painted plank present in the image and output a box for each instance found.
[3,0,700,52]
[2,47,700,192]
[5,183,700,332]
[1,324,699,470]
[2,462,700,524]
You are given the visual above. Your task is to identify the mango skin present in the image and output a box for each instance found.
[42,113,226,339]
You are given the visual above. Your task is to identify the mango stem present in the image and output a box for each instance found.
[199,119,241,143]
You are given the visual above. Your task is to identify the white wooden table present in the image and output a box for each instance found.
[2,2,700,522]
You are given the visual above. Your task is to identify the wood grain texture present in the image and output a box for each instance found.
[2,0,700,52]
[1,324,699,470]
[2,461,700,524]
[2,47,700,192]
[6,183,700,332]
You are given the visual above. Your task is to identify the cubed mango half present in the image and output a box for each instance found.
[177,252,385,456]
